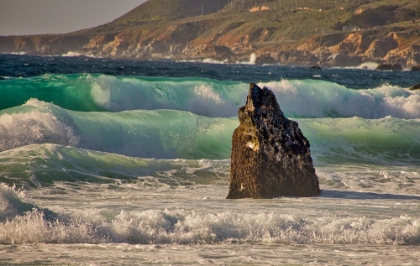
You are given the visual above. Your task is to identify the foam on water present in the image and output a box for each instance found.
[62,51,83,57]
[1,196,419,245]
[357,62,379,70]
[201,58,227,64]
[9,52,27,55]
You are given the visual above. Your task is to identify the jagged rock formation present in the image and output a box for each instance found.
[227,83,320,199]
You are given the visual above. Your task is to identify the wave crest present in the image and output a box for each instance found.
[0,101,79,152]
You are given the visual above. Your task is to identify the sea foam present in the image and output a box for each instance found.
[1,202,419,245]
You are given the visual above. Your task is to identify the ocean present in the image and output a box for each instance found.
[0,53,420,265]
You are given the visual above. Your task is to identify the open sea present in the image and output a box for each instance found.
[0,54,420,265]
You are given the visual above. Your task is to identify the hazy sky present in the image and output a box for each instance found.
[0,0,148,36]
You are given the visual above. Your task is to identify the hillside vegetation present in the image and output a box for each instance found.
[91,0,420,45]
[111,0,229,24]
[2,0,420,67]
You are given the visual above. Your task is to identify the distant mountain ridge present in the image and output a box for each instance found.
[1,0,420,67]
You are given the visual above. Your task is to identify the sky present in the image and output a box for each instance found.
[0,0,148,36]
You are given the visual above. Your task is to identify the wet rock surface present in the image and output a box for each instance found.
[227,83,320,199]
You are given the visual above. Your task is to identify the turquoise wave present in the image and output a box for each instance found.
[300,117,420,165]
[0,74,244,116]
[0,99,236,159]
[1,74,420,119]
[1,100,419,164]
[0,144,230,188]
[0,74,106,112]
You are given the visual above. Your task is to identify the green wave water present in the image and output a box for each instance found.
[1,99,419,165]
[1,74,420,119]
[0,74,105,111]
[2,56,420,259]
[0,99,236,159]
[0,144,230,188]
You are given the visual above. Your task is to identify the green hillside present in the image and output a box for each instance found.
[3,0,420,67]
[111,0,229,24]
[93,0,420,43]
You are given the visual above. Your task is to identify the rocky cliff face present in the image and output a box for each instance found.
[227,83,320,199]
[2,17,420,67]
[288,30,420,67]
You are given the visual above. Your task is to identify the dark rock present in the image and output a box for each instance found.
[214,45,233,56]
[227,83,320,199]
[214,45,236,62]
[411,65,420,71]
[409,84,420,91]
[255,54,277,65]
[309,65,322,70]
[376,63,403,71]
[329,53,363,67]
[276,50,319,66]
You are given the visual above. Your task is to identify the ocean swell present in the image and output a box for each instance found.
[1,74,420,119]
[1,100,419,164]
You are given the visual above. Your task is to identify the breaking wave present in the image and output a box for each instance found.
[1,74,420,119]
[0,100,419,164]
[1,185,419,245]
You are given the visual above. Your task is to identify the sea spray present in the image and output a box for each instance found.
[0,184,33,221]
[0,102,79,151]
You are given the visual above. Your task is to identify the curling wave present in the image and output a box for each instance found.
[1,74,420,119]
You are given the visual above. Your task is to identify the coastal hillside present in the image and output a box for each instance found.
[1,0,420,67]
